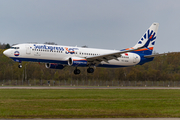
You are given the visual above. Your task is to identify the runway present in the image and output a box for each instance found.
[6,118,180,120]
[0,86,180,89]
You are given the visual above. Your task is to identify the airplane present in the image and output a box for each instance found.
[3,23,160,75]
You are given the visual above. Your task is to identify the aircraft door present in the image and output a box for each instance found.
[133,54,138,63]
[26,45,31,54]
[11,49,13,55]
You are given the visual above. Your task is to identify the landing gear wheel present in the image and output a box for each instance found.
[18,64,22,68]
[74,69,80,75]
[87,68,94,73]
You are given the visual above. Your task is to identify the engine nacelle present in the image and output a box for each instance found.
[68,57,87,66]
[45,63,64,69]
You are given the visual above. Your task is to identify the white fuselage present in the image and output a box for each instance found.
[4,44,141,68]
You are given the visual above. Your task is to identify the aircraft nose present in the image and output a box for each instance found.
[3,49,10,57]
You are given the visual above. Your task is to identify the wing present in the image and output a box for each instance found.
[86,47,143,65]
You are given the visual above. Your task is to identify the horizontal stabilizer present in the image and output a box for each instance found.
[144,52,177,58]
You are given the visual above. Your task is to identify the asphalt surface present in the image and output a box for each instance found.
[5,118,180,120]
[1,86,180,89]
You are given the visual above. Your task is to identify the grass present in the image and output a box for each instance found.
[0,89,180,118]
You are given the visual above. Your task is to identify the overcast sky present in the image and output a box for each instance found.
[0,0,180,53]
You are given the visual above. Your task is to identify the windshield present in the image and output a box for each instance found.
[10,47,20,49]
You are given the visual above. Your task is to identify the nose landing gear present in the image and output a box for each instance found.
[18,63,22,68]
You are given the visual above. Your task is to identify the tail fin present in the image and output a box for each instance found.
[132,22,159,55]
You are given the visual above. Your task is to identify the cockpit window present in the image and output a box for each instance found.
[11,47,19,49]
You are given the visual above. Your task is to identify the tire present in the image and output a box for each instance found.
[74,69,80,75]
[87,68,94,73]
[18,64,22,68]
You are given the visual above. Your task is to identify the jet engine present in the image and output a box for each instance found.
[68,57,88,66]
[45,63,64,69]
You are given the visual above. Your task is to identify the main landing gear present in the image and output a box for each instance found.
[74,67,94,75]
[87,67,94,73]
[74,68,81,75]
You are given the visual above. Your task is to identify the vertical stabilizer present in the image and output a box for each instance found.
[133,22,159,50]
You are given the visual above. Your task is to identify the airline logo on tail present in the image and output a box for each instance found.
[138,29,156,47]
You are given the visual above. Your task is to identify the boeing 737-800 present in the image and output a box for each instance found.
[3,23,160,74]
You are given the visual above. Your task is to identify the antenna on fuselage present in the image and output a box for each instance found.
[81,45,88,48]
